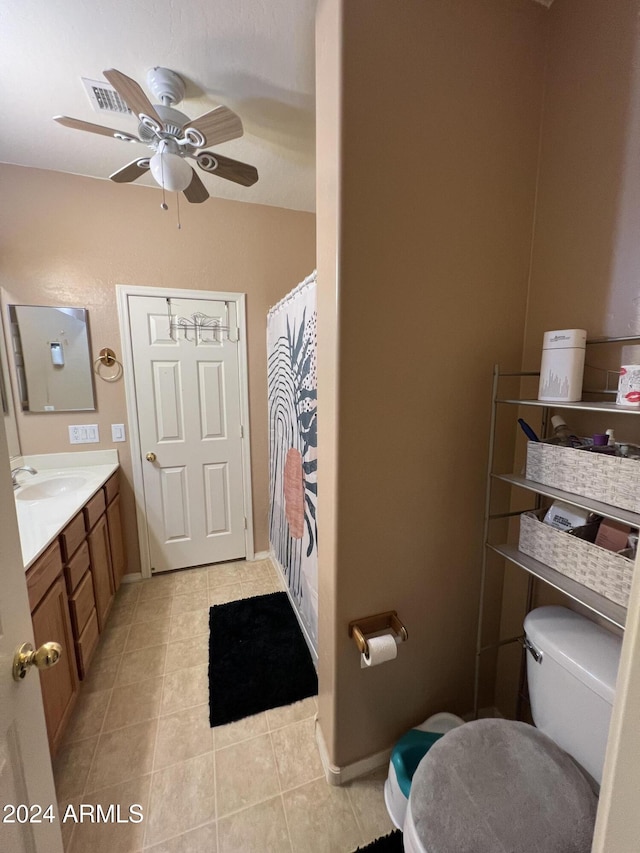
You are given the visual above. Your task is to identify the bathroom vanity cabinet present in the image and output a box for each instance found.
[24,469,125,754]
[476,354,640,716]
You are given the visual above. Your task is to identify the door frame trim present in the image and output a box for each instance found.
[116,284,255,578]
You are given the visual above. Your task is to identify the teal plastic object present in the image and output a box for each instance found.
[391,729,444,799]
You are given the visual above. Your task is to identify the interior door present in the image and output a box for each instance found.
[128,294,247,573]
[0,420,63,852]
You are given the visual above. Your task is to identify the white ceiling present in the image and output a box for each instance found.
[0,0,317,212]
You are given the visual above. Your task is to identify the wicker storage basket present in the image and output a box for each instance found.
[519,510,634,607]
[526,442,640,514]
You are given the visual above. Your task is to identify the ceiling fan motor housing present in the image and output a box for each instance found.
[146,67,186,106]
[138,105,191,142]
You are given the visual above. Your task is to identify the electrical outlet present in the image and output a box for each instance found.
[68,424,100,444]
[111,424,126,442]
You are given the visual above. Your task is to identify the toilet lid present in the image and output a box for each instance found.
[408,719,597,853]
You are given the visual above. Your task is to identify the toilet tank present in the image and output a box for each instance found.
[524,606,622,786]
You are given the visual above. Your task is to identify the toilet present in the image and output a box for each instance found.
[403,606,622,853]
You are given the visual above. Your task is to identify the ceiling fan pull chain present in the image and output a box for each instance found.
[160,152,168,210]
[176,192,182,230]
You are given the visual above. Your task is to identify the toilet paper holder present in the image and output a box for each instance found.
[348,611,408,657]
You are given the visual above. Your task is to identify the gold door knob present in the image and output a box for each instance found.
[146,452,157,462]
[13,642,62,681]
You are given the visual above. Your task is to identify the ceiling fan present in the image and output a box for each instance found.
[54,67,258,204]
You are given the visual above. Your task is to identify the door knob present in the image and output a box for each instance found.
[146,452,157,462]
[13,642,62,681]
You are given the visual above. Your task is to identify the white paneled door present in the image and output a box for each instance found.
[0,418,63,853]
[126,293,249,573]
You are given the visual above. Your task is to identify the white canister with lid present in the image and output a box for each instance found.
[538,329,587,402]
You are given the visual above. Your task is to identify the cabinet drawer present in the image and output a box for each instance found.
[75,607,99,680]
[69,570,95,637]
[60,512,86,563]
[84,489,106,531]
[65,540,91,594]
[104,471,120,505]
[26,542,63,611]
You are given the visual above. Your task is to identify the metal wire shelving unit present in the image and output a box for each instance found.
[474,339,640,719]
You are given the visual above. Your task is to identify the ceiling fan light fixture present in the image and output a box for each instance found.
[149,148,192,192]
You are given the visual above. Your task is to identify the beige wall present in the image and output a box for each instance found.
[316,0,548,768]
[523,0,640,361]
[316,0,342,747]
[0,164,315,571]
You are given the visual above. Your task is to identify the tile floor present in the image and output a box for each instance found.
[54,559,395,852]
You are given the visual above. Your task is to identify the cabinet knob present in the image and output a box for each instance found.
[13,642,62,681]
[146,452,157,462]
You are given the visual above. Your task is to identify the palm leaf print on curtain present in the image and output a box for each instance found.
[267,271,318,654]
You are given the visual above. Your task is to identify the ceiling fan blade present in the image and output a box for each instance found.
[103,68,164,130]
[196,152,258,187]
[54,115,141,142]
[182,106,243,147]
[109,158,150,183]
[183,168,210,203]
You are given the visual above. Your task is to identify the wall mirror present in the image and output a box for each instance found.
[9,305,96,413]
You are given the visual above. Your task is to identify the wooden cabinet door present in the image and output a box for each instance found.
[106,493,125,592]
[31,575,78,756]
[87,515,114,632]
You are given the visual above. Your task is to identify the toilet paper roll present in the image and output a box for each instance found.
[361,634,398,668]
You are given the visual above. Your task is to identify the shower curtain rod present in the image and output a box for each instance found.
[267,270,317,318]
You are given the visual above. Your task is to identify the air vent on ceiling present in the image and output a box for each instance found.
[81,77,131,114]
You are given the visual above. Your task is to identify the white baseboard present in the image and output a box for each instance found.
[252,550,271,561]
[315,717,391,786]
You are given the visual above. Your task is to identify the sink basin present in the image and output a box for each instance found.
[16,476,89,501]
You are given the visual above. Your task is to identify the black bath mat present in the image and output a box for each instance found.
[208,591,318,727]
[353,830,403,852]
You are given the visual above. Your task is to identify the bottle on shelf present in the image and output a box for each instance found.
[547,415,581,447]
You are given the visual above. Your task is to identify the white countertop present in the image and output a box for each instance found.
[12,450,119,570]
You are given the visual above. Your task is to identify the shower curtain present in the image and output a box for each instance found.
[267,271,318,656]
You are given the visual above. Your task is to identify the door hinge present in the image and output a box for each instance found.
[240,424,244,438]
[244,516,248,529]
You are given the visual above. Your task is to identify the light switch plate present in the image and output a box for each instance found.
[68,424,100,444]
[111,424,126,442]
